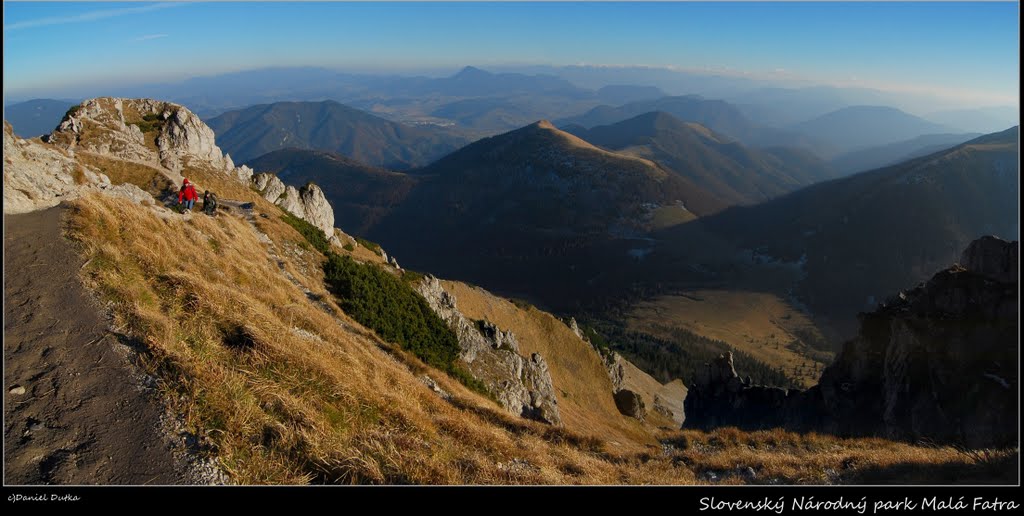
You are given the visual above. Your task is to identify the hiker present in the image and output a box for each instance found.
[202,190,219,216]
[177,178,198,212]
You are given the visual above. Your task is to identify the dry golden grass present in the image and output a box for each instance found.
[661,427,1018,485]
[648,204,697,230]
[446,280,674,449]
[627,291,832,387]
[61,175,1016,485]
[64,191,686,484]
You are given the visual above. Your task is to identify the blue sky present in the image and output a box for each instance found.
[2,1,1019,105]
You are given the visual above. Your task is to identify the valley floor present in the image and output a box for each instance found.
[3,206,214,484]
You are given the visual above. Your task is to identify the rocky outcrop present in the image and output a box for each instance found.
[297,183,335,237]
[684,236,1019,448]
[3,120,152,214]
[684,352,816,431]
[252,173,287,203]
[276,185,307,220]
[416,275,561,425]
[155,103,234,172]
[251,173,336,237]
[46,98,243,177]
[961,236,1017,284]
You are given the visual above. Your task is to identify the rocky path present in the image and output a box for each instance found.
[3,206,203,484]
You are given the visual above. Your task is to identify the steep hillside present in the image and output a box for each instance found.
[441,280,676,436]
[686,236,1018,450]
[207,100,469,168]
[4,98,76,138]
[829,132,983,175]
[570,111,836,207]
[790,105,955,155]
[650,127,1020,336]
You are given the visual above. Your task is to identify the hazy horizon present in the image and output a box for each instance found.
[3,1,1019,112]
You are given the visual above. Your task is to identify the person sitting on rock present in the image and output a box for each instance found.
[177,178,198,213]
[202,190,218,216]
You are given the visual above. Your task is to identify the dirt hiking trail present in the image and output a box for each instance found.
[4,205,206,484]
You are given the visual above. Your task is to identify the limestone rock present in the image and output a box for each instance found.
[46,98,226,173]
[275,185,306,219]
[156,103,233,172]
[252,173,286,203]
[4,120,108,213]
[599,346,687,425]
[415,275,561,425]
[297,183,335,237]
[233,164,254,184]
[106,183,155,206]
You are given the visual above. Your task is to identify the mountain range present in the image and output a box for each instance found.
[789,105,955,155]
[3,98,76,138]
[828,132,983,176]
[555,95,823,152]
[206,100,469,168]
[3,94,1017,485]
[567,111,838,207]
[649,127,1020,335]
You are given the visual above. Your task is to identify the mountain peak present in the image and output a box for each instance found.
[453,65,491,79]
[531,119,556,130]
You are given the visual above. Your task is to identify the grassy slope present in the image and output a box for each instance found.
[442,280,656,449]
[626,291,832,388]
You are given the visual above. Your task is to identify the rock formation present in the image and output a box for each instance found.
[46,98,239,175]
[684,236,1019,448]
[3,120,151,214]
[416,275,561,425]
[599,346,687,424]
[252,173,287,203]
[250,174,336,238]
[297,183,335,237]
[613,389,646,422]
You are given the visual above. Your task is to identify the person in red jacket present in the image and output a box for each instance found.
[178,178,198,212]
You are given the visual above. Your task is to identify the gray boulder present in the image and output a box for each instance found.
[613,389,646,421]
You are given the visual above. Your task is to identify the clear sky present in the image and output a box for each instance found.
[2,1,1019,106]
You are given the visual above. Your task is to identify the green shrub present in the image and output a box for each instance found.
[283,214,493,398]
[281,212,331,254]
[322,253,460,373]
[64,104,82,119]
[127,113,166,134]
[354,236,382,254]
[342,243,355,252]
[401,269,425,285]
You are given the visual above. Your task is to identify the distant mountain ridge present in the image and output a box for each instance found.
[649,126,1020,335]
[568,111,838,207]
[789,105,955,155]
[4,99,76,138]
[207,100,469,168]
[555,95,823,152]
[829,132,983,176]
